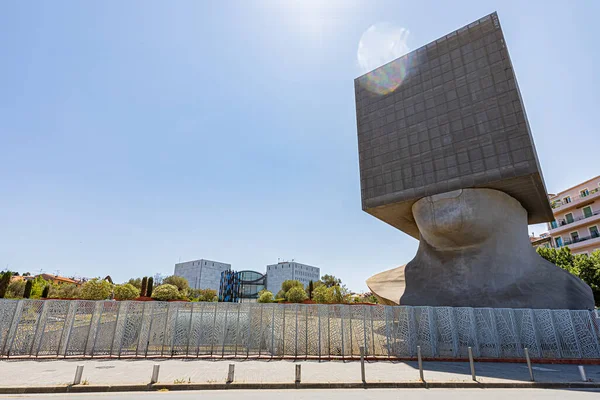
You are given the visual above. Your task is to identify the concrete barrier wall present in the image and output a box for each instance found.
[0,300,599,359]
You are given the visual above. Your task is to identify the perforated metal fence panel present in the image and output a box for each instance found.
[0,300,598,360]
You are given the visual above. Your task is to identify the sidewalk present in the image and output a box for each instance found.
[0,359,599,388]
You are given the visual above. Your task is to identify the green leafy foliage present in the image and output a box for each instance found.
[189,288,217,302]
[141,277,148,297]
[151,284,181,301]
[23,280,33,299]
[0,272,13,298]
[285,286,308,303]
[312,285,328,303]
[320,274,342,288]
[537,247,600,306]
[147,277,154,297]
[6,279,25,298]
[113,283,141,300]
[50,283,82,299]
[163,275,190,292]
[127,278,142,290]
[81,278,113,300]
[257,290,274,303]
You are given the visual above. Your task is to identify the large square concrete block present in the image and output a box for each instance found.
[355,12,553,238]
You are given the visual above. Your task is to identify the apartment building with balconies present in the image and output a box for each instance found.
[546,175,600,255]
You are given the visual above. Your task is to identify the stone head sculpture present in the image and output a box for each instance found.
[355,13,594,309]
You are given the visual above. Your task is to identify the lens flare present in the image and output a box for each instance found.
[357,22,412,95]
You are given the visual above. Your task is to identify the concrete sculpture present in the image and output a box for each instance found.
[355,13,595,309]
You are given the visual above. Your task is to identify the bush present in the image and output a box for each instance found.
[257,290,274,303]
[41,285,50,298]
[275,289,286,300]
[81,278,113,300]
[281,280,303,293]
[163,275,189,292]
[190,288,217,302]
[6,280,25,298]
[146,277,154,297]
[0,272,12,298]
[23,280,33,299]
[285,286,307,303]
[152,284,181,301]
[50,283,82,299]
[312,285,328,303]
[114,283,141,300]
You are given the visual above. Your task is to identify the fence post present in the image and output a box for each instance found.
[29,301,46,356]
[524,347,534,381]
[295,304,299,359]
[359,346,366,384]
[227,364,235,383]
[221,303,229,357]
[468,346,476,381]
[578,366,588,382]
[60,301,77,358]
[73,365,84,385]
[417,345,424,382]
[271,306,275,359]
[35,302,51,357]
[151,364,160,384]
[186,303,195,357]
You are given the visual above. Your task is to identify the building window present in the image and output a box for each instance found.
[590,226,599,238]
[565,213,574,224]
[563,196,572,204]
[570,231,580,242]
[550,220,558,229]
[555,237,563,248]
[583,206,593,219]
[580,188,589,197]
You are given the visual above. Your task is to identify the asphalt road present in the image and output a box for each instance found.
[1,389,600,399]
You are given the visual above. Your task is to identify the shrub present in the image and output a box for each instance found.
[146,277,154,297]
[162,275,189,292]
[275,289,286,300]
[6,280,26,299]
[285,286,307,303]
[141,277,148,297]
[50,283,82,299]
[0,272,12,298]
[152,284,181,301]
[257,290,274,303]
[281,280,303,293]
[190,288,217,302]
[41,285,50,298]
[81,278,113,300]
[312,285,328,303]
[127,277,142,290]
[114,283,141,300]
[23,280,33,299]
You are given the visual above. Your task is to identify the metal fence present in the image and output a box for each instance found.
[1,300,599,360]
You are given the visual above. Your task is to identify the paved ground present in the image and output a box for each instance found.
[1,389,600,399]
[0,359,599,386]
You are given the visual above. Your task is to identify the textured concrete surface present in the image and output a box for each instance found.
[4,389,600,399]
[1,359,599,386]
[355,12,553,238]
[368,189,594,309]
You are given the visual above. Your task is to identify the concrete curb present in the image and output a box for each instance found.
[1,381,600,394]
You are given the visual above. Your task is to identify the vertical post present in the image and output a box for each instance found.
[258,305,263,357]
[118,302,130,359]
[234,303,241,357]
[161,303,172,357]
[186,303,195,357]
[171,303,180,358]
[568,312,583,358]
[359,346,366,384]
[221,304,229,357]
[270,306,275,358]
[151,364,160,384]
[362,305,368,357]
[327,306,331,356]
[305,306,308,357]
[370,307,376,357]
[145,303,155,358]
[317,306,322,360]
[73,365,84,385]
[195,302,205,358]
[60,301,77,358]
[341,306,345,360]
[524,347,534,381]
[29,302,47,356]
[210,303,217,357]
[578,365,588,382]
[1,301,22,357]
[295,304,299,359]
[36,303,51,357]
[384,306,391,359]
[468,346,476,381]
[548,310,562,359]
[295,364,301,384]
[349,307,353,358]
[227,364,235,383]
[246,304,252,358]
[417,345,424,382]
[90,302,105,358]
[108,302,121,357]
[282,304,286,357]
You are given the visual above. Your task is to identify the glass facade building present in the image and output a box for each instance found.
[219,270,266,302]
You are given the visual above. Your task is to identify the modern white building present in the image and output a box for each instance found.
[265,261,320,293]
[174,259,231,291]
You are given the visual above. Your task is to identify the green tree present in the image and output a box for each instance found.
[140,277,148,297]
[113,283,141,300]
[286,286,308,303]
[0,272,13,298]
[152,284,181,301]
[308,280,314,299]
[257,290,274,303]
[147,277,154,297]
[162,275,190,297]
[41,285,50,298]
[50,283,82,299]
[30,275,47,298]
[6,279,26,298]
[320,274,342,288]
[81,278,113,300]
[312,285,328,303]
[127,277,142,290]
[23,280,33,299]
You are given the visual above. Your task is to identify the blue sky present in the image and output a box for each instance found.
[1,1,599,291]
